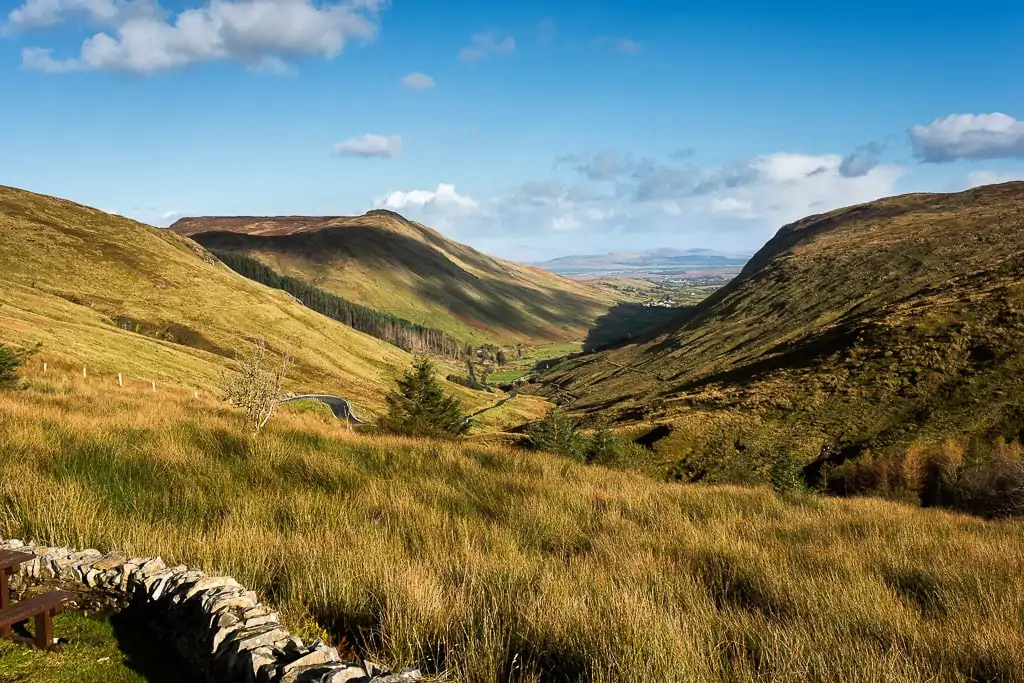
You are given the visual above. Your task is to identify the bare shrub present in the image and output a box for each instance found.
[221,337,292,432]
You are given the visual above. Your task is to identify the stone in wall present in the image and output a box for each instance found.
[1,537,434,683]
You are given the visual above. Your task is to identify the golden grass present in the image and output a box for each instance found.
[0,185,421,413]
[0,185,553,425]
[2,373,1023,682]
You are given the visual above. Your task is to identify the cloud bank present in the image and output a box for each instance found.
[372,149,905,259]
[7,0,388,74]
[909,113,1024,163]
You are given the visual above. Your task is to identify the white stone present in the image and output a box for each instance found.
[185,576,243,602]
[321,665,371,683]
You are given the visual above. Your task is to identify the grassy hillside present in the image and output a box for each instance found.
[541,182,1024,489]
[0,186,505,418]
[3,371,1023,682]
[172,211,616,344]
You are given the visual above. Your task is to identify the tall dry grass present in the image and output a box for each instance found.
[1,371,1023,682]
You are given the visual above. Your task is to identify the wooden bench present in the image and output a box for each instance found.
[1,549,74,650]
[0,590,75,650]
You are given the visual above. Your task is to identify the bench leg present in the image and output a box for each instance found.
[0,569,11,639]
[33,609,54,650]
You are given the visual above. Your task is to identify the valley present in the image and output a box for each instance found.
[2,3,1020,681]
[2,182,1024,682]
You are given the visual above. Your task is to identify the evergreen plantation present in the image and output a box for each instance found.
[211,249,465,358]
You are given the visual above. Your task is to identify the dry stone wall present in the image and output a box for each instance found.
[0,537,431,683]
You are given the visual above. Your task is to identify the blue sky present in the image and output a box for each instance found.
[1,0,1022,261]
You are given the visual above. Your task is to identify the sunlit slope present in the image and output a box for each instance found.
[0,185,418,411]
[546,182,1024,460]
[172,210,616,344]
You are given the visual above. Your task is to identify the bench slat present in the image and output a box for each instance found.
[0,550,34,572]
[0,590,75,629]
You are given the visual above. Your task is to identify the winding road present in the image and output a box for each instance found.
[460,388,518,424]
[282,387,520,428]
[279,394,367,424]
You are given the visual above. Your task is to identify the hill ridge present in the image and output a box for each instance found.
[173,211,617,344]
[541,181,1024,479]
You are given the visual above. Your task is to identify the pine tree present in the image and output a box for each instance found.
[380,357,469,438]
[0,342,40,390]
[526,408,586,460]
[585,420,620,465]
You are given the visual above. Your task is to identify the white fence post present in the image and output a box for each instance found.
[83,366,87,378]
[151,381,156,392]
[118,373,123,387]
[42,362,47,374]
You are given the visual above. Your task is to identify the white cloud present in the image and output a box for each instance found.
[595,36,640,53]
[6,0,128,30]
[709,197,755,218]
[661,201,682,216]
[909,113,1024,163]
[400,71,433,90]
[159,209,179,219]
[21,46,79,71]
[373,183,477,212]
[351,148,905,260]
[960,170,1024,190]
[459,30,514,61]
[9,0,387,74]
[453,151,902,248]
[552,214,581,231]
[333,133,402,158]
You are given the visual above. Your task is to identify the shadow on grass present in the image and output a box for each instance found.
[582,303,687,353]
[107,602,202,683]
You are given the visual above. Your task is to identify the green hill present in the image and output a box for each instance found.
[541,182,1024,492]
[171,211,616,345]
[0,185,463,414]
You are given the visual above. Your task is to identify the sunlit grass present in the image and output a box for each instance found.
[2,373,1023,682]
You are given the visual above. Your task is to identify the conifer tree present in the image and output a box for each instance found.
[585,420,620,465]
[380,357,469,438]
[0,342,40,390]
[526,407,586,460]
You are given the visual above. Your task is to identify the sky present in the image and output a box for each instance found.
[1,1,1023,262]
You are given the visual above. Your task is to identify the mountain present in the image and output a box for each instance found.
[535,248,750,275]
[0,186,438,412]
[172,211,616,344]
[541,182,1024,480]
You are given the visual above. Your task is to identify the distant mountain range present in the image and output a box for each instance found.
[534,248,751,274]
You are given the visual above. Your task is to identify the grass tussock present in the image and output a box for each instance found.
[2,373,1024,682]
